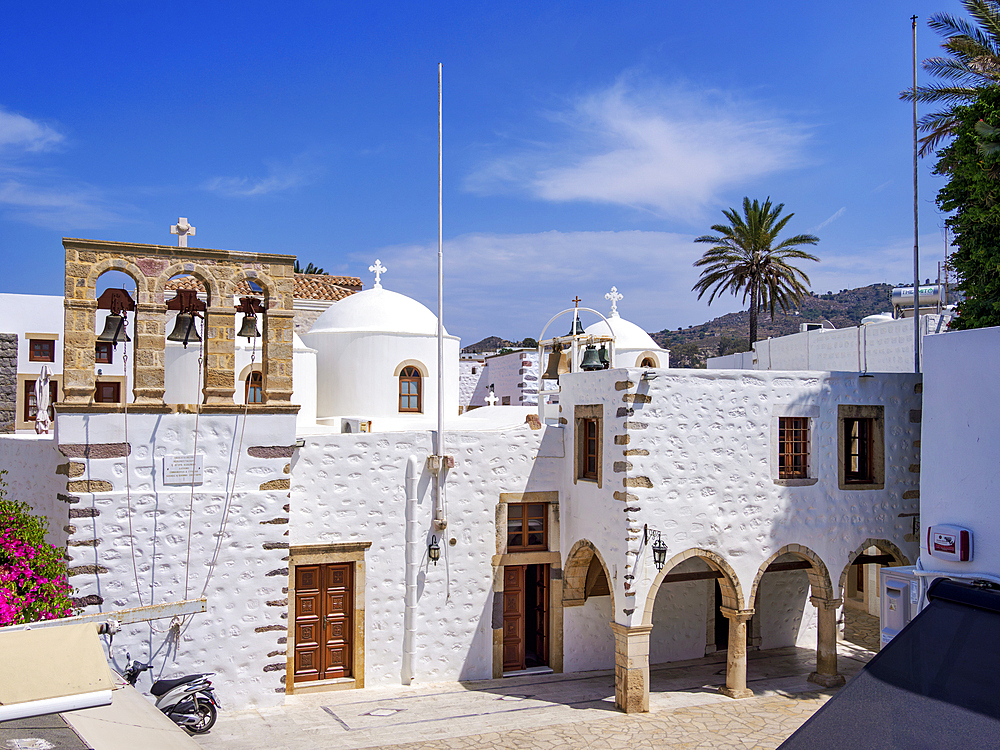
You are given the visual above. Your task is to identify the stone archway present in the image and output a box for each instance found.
[748,545,842,687]
[563,539,616,612]
[838,538,909,652]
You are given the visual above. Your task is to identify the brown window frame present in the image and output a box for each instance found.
[94,381,121,404]
[778,416,810,479]
[24,380,58,423]
[399,366,422,412]
[581,418,599,480]
[844,417,874,484]
[506,502,548,551]
[95,341,113,364]
[29,339,55,362]
[246,371,263,404]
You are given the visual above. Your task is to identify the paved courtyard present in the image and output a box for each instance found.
[195,642,874,750]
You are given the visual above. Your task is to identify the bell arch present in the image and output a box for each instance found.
[563,539,615,613]
[747,545,834,603]
[154,263,220,303]
[84,260,149,299]
[641,547,744,627]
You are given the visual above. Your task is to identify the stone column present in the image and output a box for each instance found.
[611,622,653,713]
[132,302,166,404]
[808,596,846,687]
[718,607,754,699]
[262,309,294,403]
[63,299,97,404]
[203,306,236,405]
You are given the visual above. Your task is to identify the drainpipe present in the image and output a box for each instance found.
[402,455,419,684]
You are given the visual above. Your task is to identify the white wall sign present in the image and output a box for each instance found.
[163,455,204,485]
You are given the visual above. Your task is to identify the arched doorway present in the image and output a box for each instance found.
[839,539,909,651]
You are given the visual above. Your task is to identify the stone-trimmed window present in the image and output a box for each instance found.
[95,381,121,404]
[771,406,818,486]
[838,404,885,490]
[95,341,113,364]
[574,404,603,488]
[23,379,58,423]
[399,366,421,412]
[507,502,548,551]
[29,339,55,362]
[246,371,263,404]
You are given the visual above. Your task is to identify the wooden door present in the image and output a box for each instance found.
[532,565,549,666]
[294,563,352,682]
[503,565,525,672]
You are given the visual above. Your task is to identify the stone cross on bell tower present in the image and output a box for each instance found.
[170,217,196,248]
[605,286,623,316]
[369,259,387,289]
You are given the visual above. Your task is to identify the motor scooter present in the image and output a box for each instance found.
[121,653,220,734]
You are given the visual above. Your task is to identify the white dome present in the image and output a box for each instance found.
[585,313,659,351]
[308,286,449,337]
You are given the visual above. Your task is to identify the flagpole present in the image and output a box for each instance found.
[435,62,447,533]
[912,15,920,373]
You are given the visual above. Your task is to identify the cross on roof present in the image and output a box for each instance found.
[605,286,623,316]
[572,296,581,308]
[170,217,196,247]
[369,259,387,288]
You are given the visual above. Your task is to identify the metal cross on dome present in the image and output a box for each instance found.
[170,217,196,248]
[606,286,623,316]
[369,259,387,289]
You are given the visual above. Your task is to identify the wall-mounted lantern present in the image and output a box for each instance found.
[428,535,441,565]
[644,524,668,571]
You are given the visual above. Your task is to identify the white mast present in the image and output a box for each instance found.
[435,63,447,532]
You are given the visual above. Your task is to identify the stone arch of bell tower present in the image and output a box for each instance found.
[61,238,296,407]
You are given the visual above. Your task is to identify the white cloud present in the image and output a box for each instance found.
[815,207,846,231]
[465,78,811,221]
[203,155,320,197]
[0,178,129,229]
[0,107,63,153]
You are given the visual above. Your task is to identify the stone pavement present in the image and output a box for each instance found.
[843,608,881,651]
[195,643,874,750]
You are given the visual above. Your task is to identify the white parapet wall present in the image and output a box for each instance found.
[0,434,69,549]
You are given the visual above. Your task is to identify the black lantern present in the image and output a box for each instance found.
[652,533,668,571]
[428,535,441,565]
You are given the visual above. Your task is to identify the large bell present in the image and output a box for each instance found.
[166,313,201,348]
[580,344,603,371]
[566,315,585,336]
[598,343,610,368]
[238,313,261,340]
[96,313,130,346]
[542,344,569,380]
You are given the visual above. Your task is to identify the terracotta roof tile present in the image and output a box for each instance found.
[164,273,362,301]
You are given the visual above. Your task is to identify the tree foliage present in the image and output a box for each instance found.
[902,0,1000,156]
[692,197,819,344]
[0,472,74,625]
[293,261,326,274]
[935,86,1000,329]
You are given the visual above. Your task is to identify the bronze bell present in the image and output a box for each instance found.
[238,313,261,340]
[580,344,603,371]
[166,313,201,348]
[542,344,569,380]
[96,313,130,346]
[598,343,610,368]
[567,315,585,336]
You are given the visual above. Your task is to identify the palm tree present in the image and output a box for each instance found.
[901,0,1000,156]
[294,261,326,274]
[692,197,819,345]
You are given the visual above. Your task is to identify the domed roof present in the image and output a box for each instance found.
[585,313,660,351]
[307,286,449,337]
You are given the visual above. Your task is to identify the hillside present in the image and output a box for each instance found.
[654,284,894,367]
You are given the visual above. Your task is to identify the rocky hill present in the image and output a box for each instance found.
[462,336,517,354]
[655,284,895,367]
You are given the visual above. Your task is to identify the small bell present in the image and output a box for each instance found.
[166,313,201,348]
[598,344,610,368]
[238,313,260,340]
[580,344,603,371]
[96,313,130,346]
[542,344,569,380]
[566,315,585,336]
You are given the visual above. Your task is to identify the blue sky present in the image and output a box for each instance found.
[0,1,965,343]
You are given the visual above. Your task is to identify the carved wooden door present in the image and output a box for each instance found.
[294,563,352,682]
[503,565,525,672]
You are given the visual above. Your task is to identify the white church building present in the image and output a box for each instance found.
[0,237,923,714]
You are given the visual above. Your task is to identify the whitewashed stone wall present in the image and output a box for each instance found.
[57,410,297,710]
[291,422,561,685]
[756,568,816,650]
[920,326,1000,578]
[0,434,68,549]
[709,315,951,372]
[557,367,922,630]
[468,351,540,408]
[562,595,615,672]
[648,558,711,663]
[458,359,485,410]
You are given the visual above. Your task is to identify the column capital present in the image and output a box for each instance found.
[719,607,754,622]
[809,596,843,610]
[610,622,654,636]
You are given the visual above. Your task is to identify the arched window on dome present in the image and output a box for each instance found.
[640,357,656,368]
[399,366,422,412]
[246,371,263,404]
